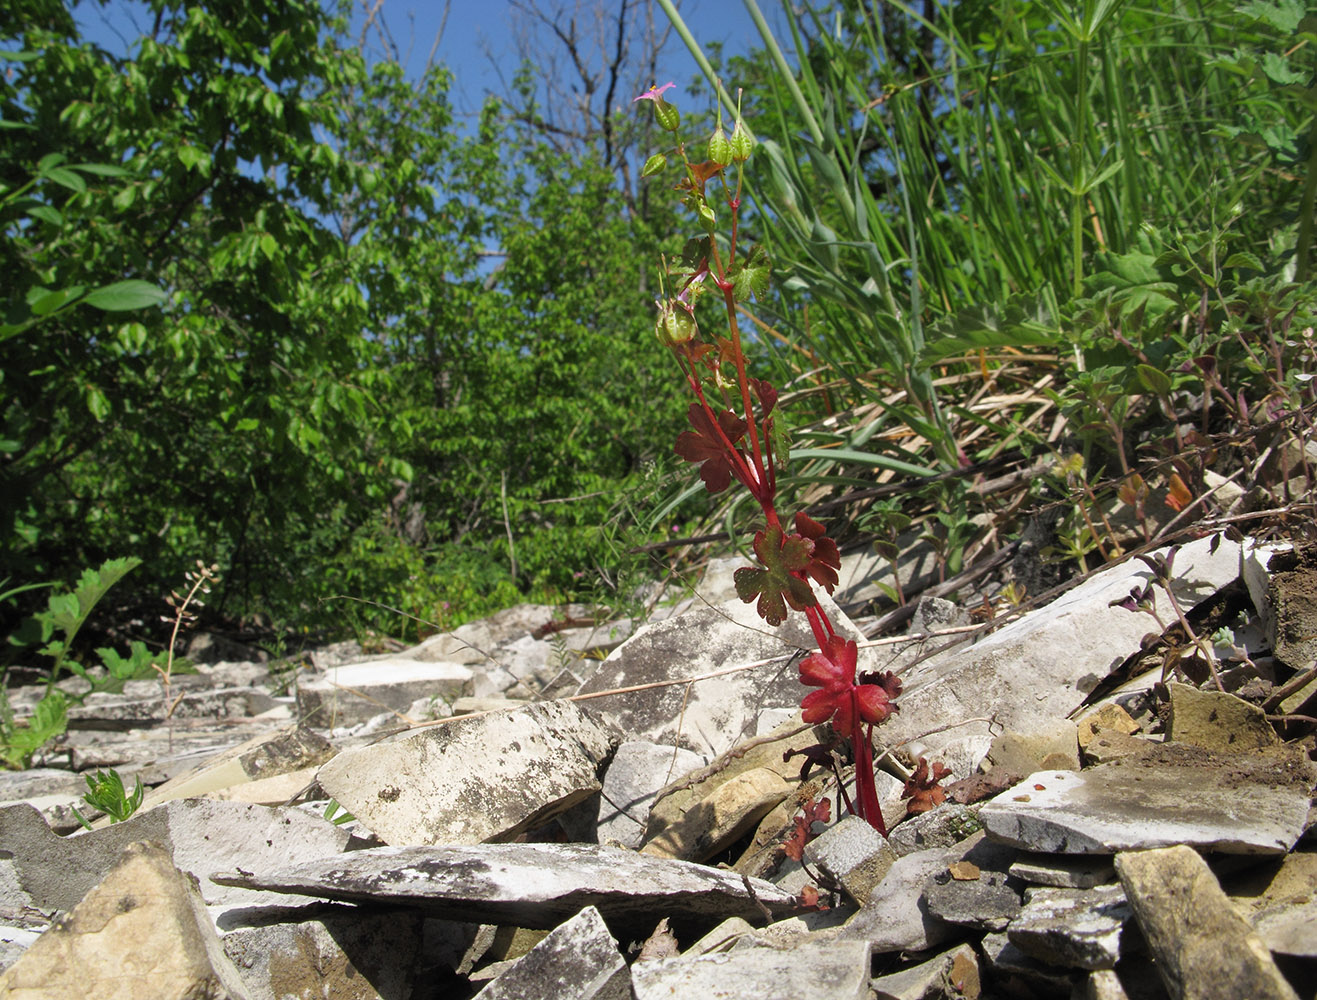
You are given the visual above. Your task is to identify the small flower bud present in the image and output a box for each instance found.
[654,98,680,132]
[730,118,755,162]
[708,126,733,167]
[641,152,667,178]
[698,199,716,230]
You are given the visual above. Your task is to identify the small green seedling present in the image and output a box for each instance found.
[71,768,144,829]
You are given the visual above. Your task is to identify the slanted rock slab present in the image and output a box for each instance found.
[869,942,982,1000]
[211,842,797,938]
[316,699,619,845]
[0,840,252,999]
[1115,844,1299,1000]
[296,658,473,727]
[471,905,629,1000]
[1167,683,1281,752]
[574,591,864,760]
[978,743,1314,855]
[629,939,871,1000]
[0,798,349,916]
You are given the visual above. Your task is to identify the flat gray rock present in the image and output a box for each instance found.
[471,905,629,1000]
[212,843,798,938]
[0,799,349,916]
[979,743,1314,854]
[1008,884,1131,970]
[1008,852,1115,889]
[296,659,473,727]
[630,939,871,1000]
[316,700,619,845]
[596,741,704,849]
[834,841,962,954]
[879,536,1250,766]
[573,592,864,761]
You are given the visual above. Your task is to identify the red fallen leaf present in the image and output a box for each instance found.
[674,403,747,494]
[794,512,841,594]
[781,796,831,862]
[797,884,829,911]
[902,757,952,815]
[734,524,816,625]
[799,635,896,735]
[1165,472,1193,512]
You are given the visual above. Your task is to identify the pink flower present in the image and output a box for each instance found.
[633,82,676,104]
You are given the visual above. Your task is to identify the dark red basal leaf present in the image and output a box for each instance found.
[674,403,747,494]
[780,795,831,861]
[795,512,841,594]
[902,757,952,815]
[733,524,815,625]
[799,635,895,734]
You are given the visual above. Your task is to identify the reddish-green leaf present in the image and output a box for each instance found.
[674,403,747,494]
[794,512,840,593]
[733,524,815,625]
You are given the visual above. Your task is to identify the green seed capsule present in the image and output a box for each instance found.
[641,152,667,178]
[654,98,680,132]
[708,126,733,167]
[730,119,755,162]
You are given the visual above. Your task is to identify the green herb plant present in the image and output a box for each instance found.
[71,768,144,830]
[637,84,945,837]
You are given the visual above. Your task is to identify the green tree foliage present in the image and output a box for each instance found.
[1,0,686,640]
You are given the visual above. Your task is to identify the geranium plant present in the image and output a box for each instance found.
[637,83,941,837]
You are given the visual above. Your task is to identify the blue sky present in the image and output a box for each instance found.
[74,1,776,122]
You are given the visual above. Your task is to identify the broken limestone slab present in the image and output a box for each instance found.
[222,904,422,1000]
[803,815,898,906]
[630,939,872,1000]
[471,905,629,1000]
[640,715,830,863]
[133,724,332,815]
[833,838,968,955]
[869,942,982,1000]
[67,686,276,727]
[1221,846,1317,959]
[1115,844,1299,1000]
[0,798,349,916]
[573,589,865,761]
[979,743,1314,855]
[1008,852,1116,890]
[1008,884,1132,971]
[0,840,252,999]
[211,842,798,939]
[982,719,1080,775]
[879,535,1250,766]
[296,659,473,727]
[596,741,704,849]
[1167,682,1281,752]
[316,699,618,845]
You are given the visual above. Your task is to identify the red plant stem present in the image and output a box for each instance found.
[678,353,763,501]
[852,717,887,837]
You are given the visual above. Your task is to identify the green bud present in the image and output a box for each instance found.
[698,199,716,231]
[654,98,680,133]
[708,126,733,167]
[641,152,667,178]
[730,119,755,162]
